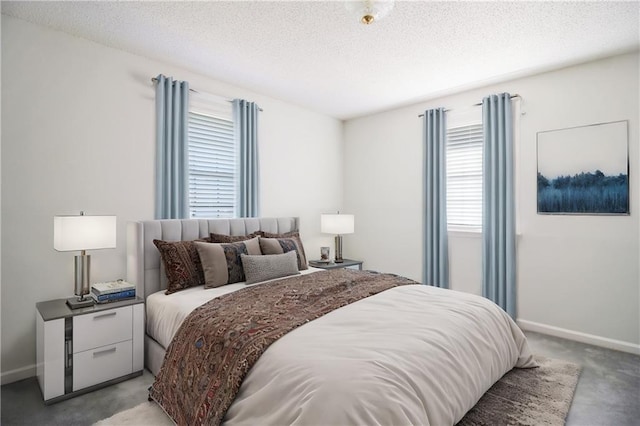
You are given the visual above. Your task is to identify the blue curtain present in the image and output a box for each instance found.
[482,93,516,318]
[233,99,260,217]
[154,75,190,219]
[423,108,449,288]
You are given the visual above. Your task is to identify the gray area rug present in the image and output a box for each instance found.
[458,355,581,425]
[96,355,580,426]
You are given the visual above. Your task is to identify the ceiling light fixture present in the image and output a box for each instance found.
[346,0,395,25]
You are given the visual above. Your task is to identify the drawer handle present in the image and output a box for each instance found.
[93,312,117,320]
[93,347,117,357]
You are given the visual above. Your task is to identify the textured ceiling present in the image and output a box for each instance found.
[2,1,639,119]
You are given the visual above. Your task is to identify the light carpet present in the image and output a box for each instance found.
[95,355,580,426]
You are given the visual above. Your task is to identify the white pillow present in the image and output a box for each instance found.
[241,251,300,284]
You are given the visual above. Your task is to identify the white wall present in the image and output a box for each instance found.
[0,15,343,383]
[344,52,639,352]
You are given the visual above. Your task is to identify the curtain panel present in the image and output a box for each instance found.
[154,74,190,219]
[233,99,260,218]
[423,108,449,288]
[482,93,516,318]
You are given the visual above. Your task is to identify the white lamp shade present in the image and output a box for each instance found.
[321,214,355,235]
[54,215,117,251]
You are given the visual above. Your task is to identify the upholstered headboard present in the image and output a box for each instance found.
[126,217,299,299]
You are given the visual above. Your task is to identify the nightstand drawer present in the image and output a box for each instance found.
[73,340,133,391]
[73,306,132,353]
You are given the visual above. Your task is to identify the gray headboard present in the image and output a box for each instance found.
[126,217,299,299]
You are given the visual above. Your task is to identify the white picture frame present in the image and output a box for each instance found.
[536,120,629,215]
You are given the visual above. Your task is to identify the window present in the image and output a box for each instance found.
[187,99,236,218]
[446,123,482,230]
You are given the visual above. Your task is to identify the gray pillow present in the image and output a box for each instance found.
[241,251,300,284]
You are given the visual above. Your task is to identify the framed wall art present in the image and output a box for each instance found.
[537,120,629,215]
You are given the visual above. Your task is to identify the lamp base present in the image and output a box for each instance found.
[66,296,95,310]
[334,235,344,263]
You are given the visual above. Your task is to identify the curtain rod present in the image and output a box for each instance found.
[151,77,263,111]
[151,77,199,94]
[472,93,520,106]
[417,94,520,118]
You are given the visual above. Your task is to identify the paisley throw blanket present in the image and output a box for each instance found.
[149,269,418,425]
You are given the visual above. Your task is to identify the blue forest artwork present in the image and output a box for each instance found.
[537,121,629,215]
[537,170,628,213]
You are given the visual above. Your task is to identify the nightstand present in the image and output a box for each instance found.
[309,259,363,270]
[36,297,144,404]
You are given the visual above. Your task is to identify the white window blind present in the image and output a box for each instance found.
[188,110,236,218]
[446,123,483,230]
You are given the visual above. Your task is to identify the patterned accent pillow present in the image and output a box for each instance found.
[259,237,308,270]
[154,239,209,295]
[195,237,262,288]
[261,231,308,270]
[240,252,300,284]
[209,231,263,243]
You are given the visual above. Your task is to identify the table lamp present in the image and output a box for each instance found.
[321,213,354,263]
[54,212,117,309]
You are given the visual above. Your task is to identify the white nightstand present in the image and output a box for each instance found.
[36,297,144,404]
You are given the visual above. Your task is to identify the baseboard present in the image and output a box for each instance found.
[1,364,36,385]
[518,319,640,356]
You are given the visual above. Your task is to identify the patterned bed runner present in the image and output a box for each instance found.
[149,268,418,425]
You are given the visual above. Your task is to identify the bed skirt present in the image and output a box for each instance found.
[145,335,165,376]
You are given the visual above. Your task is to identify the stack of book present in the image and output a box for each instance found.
[91,280,136,304]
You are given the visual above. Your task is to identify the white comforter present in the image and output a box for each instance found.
[149,279,535,425]
[225,284,535,426]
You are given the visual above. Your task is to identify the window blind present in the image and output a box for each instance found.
[188,111,236,218]
[446,123,483,230]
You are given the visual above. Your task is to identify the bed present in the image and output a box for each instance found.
[127,217,536,425]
